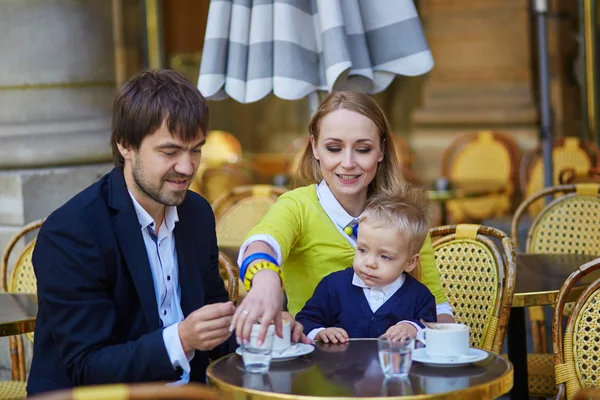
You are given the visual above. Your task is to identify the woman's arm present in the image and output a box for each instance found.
[230,191,305,344]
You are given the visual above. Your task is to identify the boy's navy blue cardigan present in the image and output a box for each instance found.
[296,267,437,338]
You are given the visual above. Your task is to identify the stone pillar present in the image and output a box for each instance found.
[410,0,539,182]
[0,1,116,379]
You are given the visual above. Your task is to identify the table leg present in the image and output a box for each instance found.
[507,307,529,399]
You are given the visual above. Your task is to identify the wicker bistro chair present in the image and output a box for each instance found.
[213,185,287,249]
[552,257,600,400]
[0,219,43,400]
[28,382,225,400]
[429,224,516,353]
[190,161,257,204]
[511,183,600,397]
[441,131,520,223]
[218,251,239,304]
[213,185,287,298]
[520,137,600,218]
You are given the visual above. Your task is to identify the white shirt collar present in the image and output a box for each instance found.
[128,190,179,233]
[316,180,360,229]
[352,272,405,296]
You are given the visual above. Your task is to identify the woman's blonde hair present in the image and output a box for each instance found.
[294,91,405,198]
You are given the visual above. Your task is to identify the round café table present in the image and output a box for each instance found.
[208,339,513,399]
[0,293,37,337]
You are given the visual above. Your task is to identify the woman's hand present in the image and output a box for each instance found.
[230,269,283,345]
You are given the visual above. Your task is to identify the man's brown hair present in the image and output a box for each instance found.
[110,69,209,166]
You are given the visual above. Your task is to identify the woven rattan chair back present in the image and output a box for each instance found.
[552,257,600,400]
[441,131,520,222]
[512,184,600,255]
[511,184,600,396]
[213,185,287,249]
[520,137,600,217]
[191,162,256,204]
[28,382,225,400]
[430,224,516,353]
[201,130,242,166]
[0,219,43,384]
[218,251,239,304]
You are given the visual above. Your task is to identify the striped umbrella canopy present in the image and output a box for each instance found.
[198,0,434,104]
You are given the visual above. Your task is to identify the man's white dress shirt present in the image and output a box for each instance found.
[129,192,192,384]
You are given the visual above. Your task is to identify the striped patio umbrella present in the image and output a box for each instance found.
[198,0,433,107]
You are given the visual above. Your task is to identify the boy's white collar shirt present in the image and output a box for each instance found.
[352,273,405,313]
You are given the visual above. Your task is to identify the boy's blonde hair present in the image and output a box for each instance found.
[360,184,432,256]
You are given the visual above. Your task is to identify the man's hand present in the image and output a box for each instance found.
[178,302,235,353]
[316,327,349,344]
[382,322,417,341]
[281,312,312,344]
[230,269,283,345]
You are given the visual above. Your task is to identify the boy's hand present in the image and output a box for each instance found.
[383,322,417,341]
[316,327,349,344]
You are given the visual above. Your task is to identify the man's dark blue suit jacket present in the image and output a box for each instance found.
[27,167,234,395]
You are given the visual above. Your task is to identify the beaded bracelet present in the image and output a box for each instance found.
[243,261,284,292]
[240,252,279,280]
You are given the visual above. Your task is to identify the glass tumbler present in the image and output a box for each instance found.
[378,336,415,378]
[241,325,275,373]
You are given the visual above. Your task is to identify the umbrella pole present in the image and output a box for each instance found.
[308,91,320,117]
[533,0,554,195]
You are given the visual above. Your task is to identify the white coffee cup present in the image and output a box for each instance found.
[251,320,291,353]
[416,323,470,360]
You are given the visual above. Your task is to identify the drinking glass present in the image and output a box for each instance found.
[381,376,414,396]
[241,325,275,373]
[378,336,415,378]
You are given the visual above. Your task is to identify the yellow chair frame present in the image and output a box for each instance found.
[28,382,224,400]
[430,224,516,353]
[218,251,239,304]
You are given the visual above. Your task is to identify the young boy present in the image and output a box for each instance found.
[296,185,437,343]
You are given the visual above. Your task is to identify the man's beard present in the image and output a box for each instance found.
[132,159,191,206]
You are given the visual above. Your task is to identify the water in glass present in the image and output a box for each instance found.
[378,336,414,378]
[242,325,275,373]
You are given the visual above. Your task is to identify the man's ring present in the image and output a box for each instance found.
[242,309,249,315]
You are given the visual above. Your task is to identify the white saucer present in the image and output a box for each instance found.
[412,348,488,367]
[236,343,314,362]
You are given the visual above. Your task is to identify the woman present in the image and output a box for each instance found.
[231,92,453,343]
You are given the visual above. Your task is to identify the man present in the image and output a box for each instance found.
[28,70,236,394]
